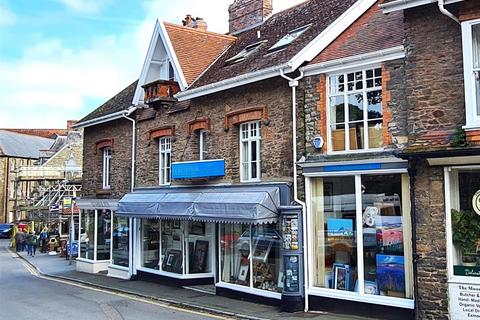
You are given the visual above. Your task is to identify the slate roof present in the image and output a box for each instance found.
[189,0,358,89]
[164,23,236,85]
[0,129,68,139]
[78,80,138,123]
[310,4,403,64]
[0,130,54,159]
[401,130,479,153]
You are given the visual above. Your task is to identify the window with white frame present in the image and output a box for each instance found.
[102,148,111,189]
[328,68,383,152]
[462,20,480,127]
[159,137,172,185]
[199,130,207,161]
[240,121,261,182]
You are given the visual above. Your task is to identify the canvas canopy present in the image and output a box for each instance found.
[116,186,280,224]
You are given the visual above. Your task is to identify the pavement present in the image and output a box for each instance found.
[9,242,376,320]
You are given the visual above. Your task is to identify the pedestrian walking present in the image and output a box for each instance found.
[15,228,25,252]
[27,232,38,257]
[40,227,49,253]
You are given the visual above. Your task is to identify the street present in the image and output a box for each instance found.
[0,239,227,320]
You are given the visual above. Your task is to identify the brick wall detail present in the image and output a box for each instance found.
[224,106,268,130]
[188,118,211,135]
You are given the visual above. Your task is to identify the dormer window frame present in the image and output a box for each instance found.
[268,23,312,53]
[225,40,267,65]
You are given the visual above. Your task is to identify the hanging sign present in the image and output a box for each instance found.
[473,190,480,215]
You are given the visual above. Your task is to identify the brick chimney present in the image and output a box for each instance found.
[67,120,77,130]
[182,15,208,31]
[228,0,272,34]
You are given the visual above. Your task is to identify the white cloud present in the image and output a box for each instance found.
[0,0,308,128]
[0,5,16,26]
[56,0,113,14]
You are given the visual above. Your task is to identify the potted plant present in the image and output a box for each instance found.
[451,209,480,266]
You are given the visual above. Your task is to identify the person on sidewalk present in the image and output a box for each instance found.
[27,232,38,257]
[40,227,49,253]
[15,229,25,252]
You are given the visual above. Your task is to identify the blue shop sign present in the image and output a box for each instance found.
[172,159,225,180]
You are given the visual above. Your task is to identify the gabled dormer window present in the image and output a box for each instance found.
[225,41,266,65]
[462,19,480,128]
[168,61,175,81]
[268,24,311,53]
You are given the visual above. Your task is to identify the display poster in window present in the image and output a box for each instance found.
[448,283,480,319]
[282,217,299,250]
[284,255,300,293]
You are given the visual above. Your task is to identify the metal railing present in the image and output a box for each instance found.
[16,166,82,180]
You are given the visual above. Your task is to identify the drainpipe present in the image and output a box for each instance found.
[280,69,309,312]
[122,106,136,278]
[122,106,137,193]
[438,0,460,24]
[408,158,420,320]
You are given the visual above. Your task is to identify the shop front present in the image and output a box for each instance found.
[117,184,299,303]
[444,165,480,320]
[76,199,131,278]
[303,160,414,317]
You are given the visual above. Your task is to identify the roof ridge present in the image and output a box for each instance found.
[0,129,54,141]
[163,22,237,40]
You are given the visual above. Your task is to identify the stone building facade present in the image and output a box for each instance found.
[135,77,293,187]
[82,120,132,199]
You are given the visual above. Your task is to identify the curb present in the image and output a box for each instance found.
[10,249,270,320]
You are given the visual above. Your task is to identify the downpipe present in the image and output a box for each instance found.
[408,159,420,320]
[280,69,309,312]
[438,0,460,24]
[122,106,137,278]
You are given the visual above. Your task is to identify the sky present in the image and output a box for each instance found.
[0,0,306,129]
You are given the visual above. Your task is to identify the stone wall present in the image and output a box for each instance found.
[404,5,464,137]
[44,130,83,169]
[413,160,448,320]
[135,77,294,187]
[82,119,132,199]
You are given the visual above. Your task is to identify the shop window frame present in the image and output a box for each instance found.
[444,166,480,285]
[326,66,384,154]
[216,224,283,300]
[462,19,480,129]
[136,219,215,279]
[304,169,415,309]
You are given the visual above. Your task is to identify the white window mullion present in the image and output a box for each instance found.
[355,175,365,295]
[363,88,369,150]
[344,76,350,151]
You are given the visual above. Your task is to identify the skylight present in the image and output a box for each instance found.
[225,41,266,65]
[268,24,312,53]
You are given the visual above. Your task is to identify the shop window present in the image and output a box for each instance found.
[240,121,261,182]
[142,219,160,270]
[220,224,282,293]
[79,209,111,261]
[140,220,214,276]
[463,20,480,128]
[448,169,480,277]
[80,210,95,260]
[311,174,413,301]
[102,147,111,189]
[199,130,207,161]
[159,137,171,185]
[112,216,129,268]
[328,68,383,152]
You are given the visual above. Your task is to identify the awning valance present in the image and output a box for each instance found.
[117,186,280,224]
